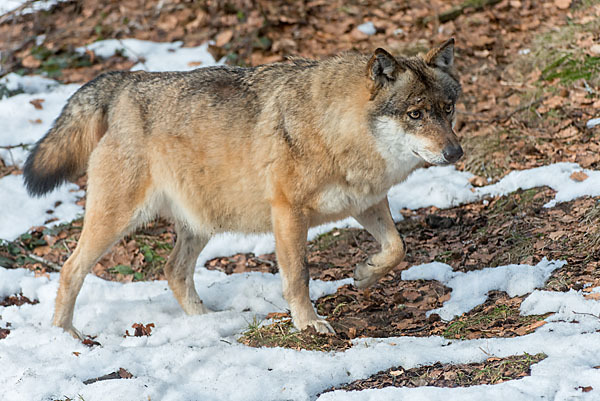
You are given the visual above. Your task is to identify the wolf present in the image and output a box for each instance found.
[23,38,462,339]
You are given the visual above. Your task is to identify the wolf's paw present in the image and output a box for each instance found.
[63,325,84,340]
[182,300,213,315]
[353,262,384,289]
[305,319,336,334]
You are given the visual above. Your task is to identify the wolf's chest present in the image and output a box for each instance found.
[316,184,387,216]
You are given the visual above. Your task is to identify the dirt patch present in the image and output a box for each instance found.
[326,352,547,392]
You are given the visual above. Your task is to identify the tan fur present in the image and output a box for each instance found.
[24,39,463,338]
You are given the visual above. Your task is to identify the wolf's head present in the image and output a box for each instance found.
[367,39,463,166]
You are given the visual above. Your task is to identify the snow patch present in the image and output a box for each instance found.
[77,39,222,72]
[387,162,600,219]
[2,266,600,401]
[0,0,63,17]
[402,258,566,320]
[587,118,600,129]
[357,22,376,36]
[0,76,79,167]
[0,174,84,241]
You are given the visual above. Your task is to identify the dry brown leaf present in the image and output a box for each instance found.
[469,175,488,187]
[21,54,41,68]
[570,171,589,182]
[554,0,571,10]
[118,367,133,379]
[215,30,233,47]
[29,98,45,110]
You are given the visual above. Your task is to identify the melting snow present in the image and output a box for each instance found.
[402,258,566,320]
[2,38,600,400]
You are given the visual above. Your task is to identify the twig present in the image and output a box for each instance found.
[0,143,29,166]
[351,230,370,256]
[255,256,275,267]
[572,311,600,321]
[420,0,502,25]
[0,143,31,150]
[493,96,547,123]
[261,295,286,312]
[466,96,547,125]
[27,253,61,271]
[117,39,149,71]
[478,346,492,356]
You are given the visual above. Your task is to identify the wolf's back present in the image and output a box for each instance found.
[23,72,126,196]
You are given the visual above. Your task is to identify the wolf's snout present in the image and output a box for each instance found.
[442,144,463,163]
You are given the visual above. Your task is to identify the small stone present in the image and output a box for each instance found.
[356,21,376,36]
[586,118,600,129]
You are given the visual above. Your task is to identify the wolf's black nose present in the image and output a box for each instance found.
[442,144,463,163]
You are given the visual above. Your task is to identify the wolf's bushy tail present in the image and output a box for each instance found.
[23,72,123,197]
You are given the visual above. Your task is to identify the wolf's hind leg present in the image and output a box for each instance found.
[53,142,151,339]
[53,199,138,339]
[164,225,211,315]
[352,198,405,289]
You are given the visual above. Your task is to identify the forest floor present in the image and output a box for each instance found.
[1,0,600,392]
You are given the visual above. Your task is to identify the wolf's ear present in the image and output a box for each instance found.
[424,38,455,69]
[367,48,401,86]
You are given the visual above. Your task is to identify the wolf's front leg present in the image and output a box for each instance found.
[353,198,406,288]
[272,202,335,334]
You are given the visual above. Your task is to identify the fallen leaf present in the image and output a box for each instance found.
[266,312,289,320]
[125,322,155,337]
[22,54,41,68]
[215,30,233,47]
[469,175,488,187]
[555,0,571,9]
[570,171,588,182]
[118,367,133,379]
[29,98,45,109]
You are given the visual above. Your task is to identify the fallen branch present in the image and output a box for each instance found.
[465,96,547,125]
[27,253,62,271]
[255,256,275,267]
[420,0,502,25]
[0,143,31,150]
[83,368,133,385]
[573,311,600,321]
[493,96,547,123]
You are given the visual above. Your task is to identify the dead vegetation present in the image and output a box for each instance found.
[326,352,547,392]
[1,0,600,391]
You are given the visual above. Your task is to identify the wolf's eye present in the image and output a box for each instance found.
[408,110,422,120]
[444,104,454,114]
